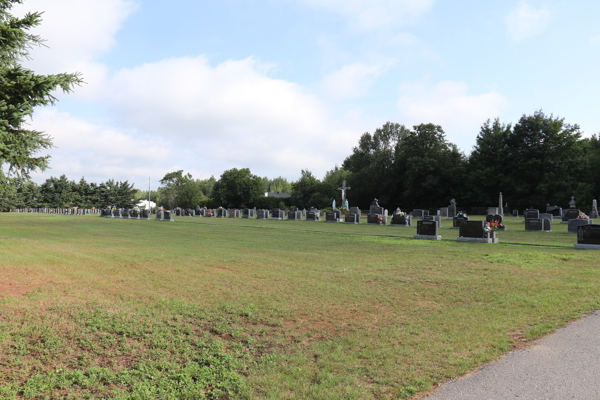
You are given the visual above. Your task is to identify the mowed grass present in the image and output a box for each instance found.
[1,213,599,399]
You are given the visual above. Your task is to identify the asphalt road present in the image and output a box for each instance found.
[424,310,600,400]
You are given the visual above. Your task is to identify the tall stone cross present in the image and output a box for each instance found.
[338,180,351,205]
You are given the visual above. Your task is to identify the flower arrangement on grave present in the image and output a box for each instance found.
[578,211,589,219]
[484,221,500,233]
[456,211,468,218]
[394,211,406,217]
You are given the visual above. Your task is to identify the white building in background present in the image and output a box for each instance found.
[137,200,156,209]
[264,192,291,198]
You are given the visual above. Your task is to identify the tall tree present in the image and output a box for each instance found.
[1,0,82,177]
[159,170,192,209]
[394,123,467,209]
[290,169,321,209]
[342,122,410,208]
[212,168,265,208]
[469,111,584,210]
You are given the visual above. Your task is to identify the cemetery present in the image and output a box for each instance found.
[3,2,600,397]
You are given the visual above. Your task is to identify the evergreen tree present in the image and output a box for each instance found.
[1,0,82,177]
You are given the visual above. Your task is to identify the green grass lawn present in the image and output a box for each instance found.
[1,213,599,399]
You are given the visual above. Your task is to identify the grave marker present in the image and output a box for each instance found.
[574,224,600,249]
[414,220,441,240]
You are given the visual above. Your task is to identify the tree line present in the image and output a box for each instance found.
[3,110,599,213]
[152,110,599,213]
[1,176,137,210]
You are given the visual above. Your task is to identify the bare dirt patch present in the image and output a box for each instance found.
[0,266,51,298]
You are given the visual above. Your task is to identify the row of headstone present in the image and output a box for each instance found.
[413,219,499,243]
[10,208,102,215]
[101,208,152,219]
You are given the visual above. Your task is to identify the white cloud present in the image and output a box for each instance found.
[302,0,434,31]
[321,62,389,99]
[504,2,552,42]
[396,81,507,152]
[12,0,137,98]
[29,109,170,186]
[29,56,364,186]
[104,56,360,179]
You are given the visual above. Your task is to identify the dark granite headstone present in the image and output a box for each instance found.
[547,206,562,217]
[345,213,360,224]
[271,209,285,219]
[525,218,544,231]
[577,224,600,245]
[452,216,468,228]
[367,214,384,225]
[459,220,486,238]
[413,209,429,218]
[524,209,540,219]
[391,214,411,226]
[562,209,580,222]
[417,220,438,236]
[288,210,302,220]
[257,209,269,219]
[306,209,320,221]
[325,211,340,222]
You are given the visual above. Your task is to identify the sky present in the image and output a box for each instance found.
[11,0,600,190]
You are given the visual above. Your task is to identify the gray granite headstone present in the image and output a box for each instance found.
[568,218,592,233]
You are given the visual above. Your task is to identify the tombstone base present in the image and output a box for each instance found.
[270,217,284,220]
[574,244,600,250]
[413,234,441,241]
[157,219,174,222]
[325,219,340,223]
[525,229,552,232]
[456,237,499,244]
[306,218,320,222]
[497,226,508,231]
[345,220,359,224]
[560,221,572,224]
